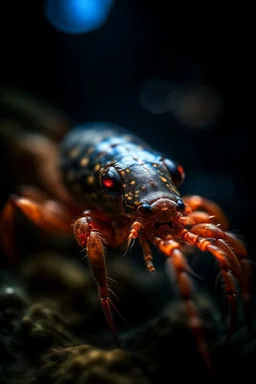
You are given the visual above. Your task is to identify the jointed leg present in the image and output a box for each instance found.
[183,195,229,230]
[73,212,129,348]
[151,231,211,370]
[139,236,155,273]
[174,222,243,339]
[0,186,74,264]
[182,199,248,283]
[182,196,252,329]
[190,223,252,332]
[126,220,143,252]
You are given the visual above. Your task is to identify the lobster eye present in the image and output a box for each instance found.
[137,203,152,216]
[164,158,185,186]
[101,167,122,197]
[176,199,185,211]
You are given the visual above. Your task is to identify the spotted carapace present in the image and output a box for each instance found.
[0,122,251,370]
[59,123,186,216]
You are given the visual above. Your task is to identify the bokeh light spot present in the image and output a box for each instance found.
[169,85,223,129]
[44,0,114,34]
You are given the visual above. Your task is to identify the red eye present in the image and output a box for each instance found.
[101,167,122,197]
[102,178,114,188]
[164,158,185,186]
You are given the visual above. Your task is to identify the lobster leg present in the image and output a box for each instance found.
[174,222,239,340]
[0,186,74,263]
[126,220,143,252]
[183,195,229,230]
[182,202,251,297]
[191,223,252,334]
[73,213,124,348]
[151,233,211,370]
[139,236,155,272]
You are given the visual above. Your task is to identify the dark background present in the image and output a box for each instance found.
[0,1,253,259]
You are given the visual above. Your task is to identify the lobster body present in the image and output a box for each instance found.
[59,123,183,217]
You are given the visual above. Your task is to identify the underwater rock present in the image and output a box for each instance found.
[1,251,256,384]
[34,345,150,384]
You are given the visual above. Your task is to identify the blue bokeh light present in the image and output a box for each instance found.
[44,0,114,34]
